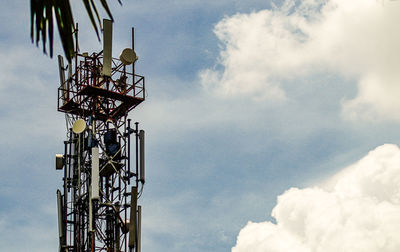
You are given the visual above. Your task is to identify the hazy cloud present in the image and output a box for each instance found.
[202,0,400,121]
[232,144,400,252]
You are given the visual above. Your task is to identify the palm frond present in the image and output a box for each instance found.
[31,0,75,62]
[30,0,121,63]
[82,0,100,40]
[99,0,115,21]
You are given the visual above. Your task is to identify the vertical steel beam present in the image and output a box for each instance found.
[132,27,135,90]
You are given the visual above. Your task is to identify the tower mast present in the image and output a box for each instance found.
[55,19,146,252]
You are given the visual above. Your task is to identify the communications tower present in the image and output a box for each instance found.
[55,20,146,252]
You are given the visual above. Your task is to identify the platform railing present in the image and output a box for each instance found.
[58,54,145,117]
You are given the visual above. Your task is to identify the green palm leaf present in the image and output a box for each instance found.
[30,0,121,63]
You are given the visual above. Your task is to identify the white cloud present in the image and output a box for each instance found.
[202,0,400,121]
[232,144,400,252]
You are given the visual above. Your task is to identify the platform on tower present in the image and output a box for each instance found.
[57,53,145,121]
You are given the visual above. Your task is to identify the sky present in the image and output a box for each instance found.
[1,0,400,251]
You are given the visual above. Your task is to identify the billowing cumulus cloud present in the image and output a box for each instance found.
[232,144,400,252]
[201,0,400,120]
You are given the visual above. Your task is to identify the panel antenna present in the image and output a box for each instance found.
[102,19,113,77]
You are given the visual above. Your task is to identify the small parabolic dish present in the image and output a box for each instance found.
[119,48,138,65]
[72,119,86,134]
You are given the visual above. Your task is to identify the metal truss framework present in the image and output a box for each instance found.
[56,21,145,252]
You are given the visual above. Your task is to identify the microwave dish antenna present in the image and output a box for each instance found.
[72,119,86,134]
[120,48,138,65]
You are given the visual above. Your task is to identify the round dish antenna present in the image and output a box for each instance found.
[119,48,138,65]
[72,119,86,134]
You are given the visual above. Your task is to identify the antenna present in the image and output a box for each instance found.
[91,147,100,200]
[139,130,145,183]
[56,190,64,250]
[57,55,67,104]
[57,55,65,85]
[55,154,64,170]
[72,119,86,134]
[138,205,142,252]
[129,187,138,249]
[103,19,113,77]
[89,187,94,232]
[120,48,138,65]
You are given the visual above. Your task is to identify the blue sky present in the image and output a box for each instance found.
[2,0,400,251]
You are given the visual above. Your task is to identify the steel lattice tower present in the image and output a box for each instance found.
[55,20,146,252]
